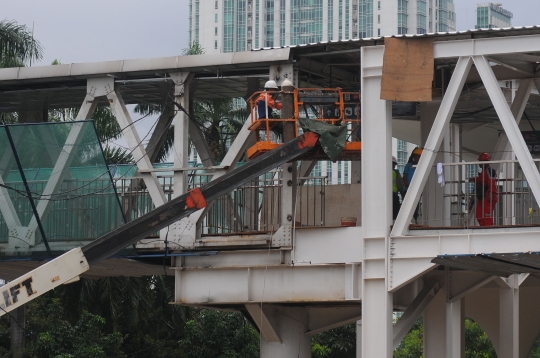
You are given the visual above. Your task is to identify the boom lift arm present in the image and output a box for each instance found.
[0,132,320,317]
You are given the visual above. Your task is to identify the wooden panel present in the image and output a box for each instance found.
[380,38,434,102]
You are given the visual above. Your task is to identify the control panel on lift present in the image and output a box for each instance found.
[247,87,361,159]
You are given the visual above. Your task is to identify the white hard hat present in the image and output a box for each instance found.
[392,156,397,163]
[264,80,278,89]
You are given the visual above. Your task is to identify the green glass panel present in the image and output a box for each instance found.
[0,121,126,257]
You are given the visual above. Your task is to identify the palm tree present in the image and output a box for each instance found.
[0,20,43,125]
[193,98,246,162]
[0,19,42,67]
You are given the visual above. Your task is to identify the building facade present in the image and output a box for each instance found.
[476,3,512,29]
[189,0,457,53]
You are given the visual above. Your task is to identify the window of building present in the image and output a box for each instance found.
[215,14,218,22]
[215,40,218,49]
[378,14,380,24]
[215,0,218,8]
[378,1,381,10]
[215,27,218,36]
[377,28,380,36]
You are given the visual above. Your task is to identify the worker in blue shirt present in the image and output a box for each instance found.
[402,147,423,223]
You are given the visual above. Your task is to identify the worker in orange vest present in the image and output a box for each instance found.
[257,80,282,119]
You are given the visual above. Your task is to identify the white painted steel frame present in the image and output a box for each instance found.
[391,56,473,238]
[361,45,393,358]
[107,90,167,207]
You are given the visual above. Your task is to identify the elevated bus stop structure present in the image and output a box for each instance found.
[3,27,540,357]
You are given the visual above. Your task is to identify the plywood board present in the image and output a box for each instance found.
[381,37,434,102]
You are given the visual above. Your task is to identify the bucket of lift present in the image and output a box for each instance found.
[247,88,361,160]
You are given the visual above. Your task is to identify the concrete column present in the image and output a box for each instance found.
[499,275,519,358]
[260,306,310,358]
[361,47,393,358]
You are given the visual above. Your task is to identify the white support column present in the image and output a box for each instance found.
[107,90,166,207]
[170,72,194,198]
[474,56,540,212]
[256,306,311,358]
[446,298,464,358]
[499,274,519,358]
[392,56,473,237]
[424,288,446,357]
[361,46,393,358]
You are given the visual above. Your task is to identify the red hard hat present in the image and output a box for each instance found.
[478,152,491,161]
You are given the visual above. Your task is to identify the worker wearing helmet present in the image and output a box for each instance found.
[392,156,405,220]
[257,80,282,119]
[402,147,423,223]
[468,152,498,226]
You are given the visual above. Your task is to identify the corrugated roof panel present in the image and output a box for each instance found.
[432,252,540,276]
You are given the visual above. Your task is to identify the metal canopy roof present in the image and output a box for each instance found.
[432,252,540,277]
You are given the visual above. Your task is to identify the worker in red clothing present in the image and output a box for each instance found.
[469,152,498,226]
[257,80,282,119]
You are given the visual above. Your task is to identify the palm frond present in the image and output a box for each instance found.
[0,19,43,65]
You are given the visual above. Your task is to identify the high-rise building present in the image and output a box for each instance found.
[189,0,457,54]
[476,3,512,29]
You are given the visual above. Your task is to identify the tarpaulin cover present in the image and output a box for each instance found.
[298,118,347,162]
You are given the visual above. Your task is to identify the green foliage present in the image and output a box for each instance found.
[465,318,496,358]
[193,98,246,162]
[182,42,205,56]
[25,298,124,358]
[0,19,42,67]
[529,335,540,358]
[178,309,259,358]
[312,323,356,358]
[394,318,423,358]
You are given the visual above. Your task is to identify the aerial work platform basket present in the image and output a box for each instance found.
[247,88,361,160]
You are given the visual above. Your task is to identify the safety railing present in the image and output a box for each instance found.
[117,169,327,235]
[193,170,327,234]
[412,159,540,228]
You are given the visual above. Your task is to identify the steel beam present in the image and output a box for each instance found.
[170,72,194,197]
[390,228,540,290]
[306,306,362,335]
[245,304,281,343]
[392,56,473,237]
[473,56,540,212]
[491,78,533,162]
[107,90,167,207]
[393,280,439,349]
[433,34,540,59]
[361,45,393,358]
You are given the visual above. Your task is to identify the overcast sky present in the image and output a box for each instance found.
[2,0,191,66]
[2,0,538,67]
